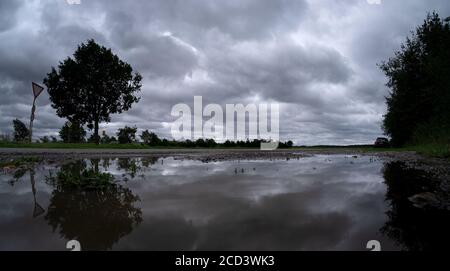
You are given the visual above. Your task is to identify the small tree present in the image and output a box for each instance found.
[59,121,86,143]
[13,119,30,142]
[117,126,137,144]
[44,39,142,144]
[140,130,161,146]
[40,136,50,143]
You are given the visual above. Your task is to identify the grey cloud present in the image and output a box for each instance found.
[1,0,449,144]
[0,0,21,32]
[92,0,309,42]
[205,40,352,104]
[123,34,199,79]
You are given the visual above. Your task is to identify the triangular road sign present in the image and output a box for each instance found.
[32,82,44,98]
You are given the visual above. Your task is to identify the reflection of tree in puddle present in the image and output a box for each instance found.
[382,161,450,251]
[117,158,141,180]
[141,157,159,168]
[116,157,159,180]
[101,157,112,170]
[45,161,142,250]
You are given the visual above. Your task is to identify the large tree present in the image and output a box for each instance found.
[44,39,142,144]
[380,13,450,146]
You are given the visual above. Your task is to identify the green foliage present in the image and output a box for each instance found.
[411,143,450,158]
[39,136,50,143]
[380,12,450,146]
[44,39,142,144]
[12,119,30,142]
[0,157,42,168]
[0,142,148,149]
[46,161,115,190]
[0,138,296,149]
[0,134,12,142]
[59,121,86,143]
[53,169,114,189]
[100,131,117,144]
[195,138,217,148]
[140,130,161,146]
[117,126,137,144]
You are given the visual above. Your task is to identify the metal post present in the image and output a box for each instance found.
[29,82,44,143]
[29,97,36,143]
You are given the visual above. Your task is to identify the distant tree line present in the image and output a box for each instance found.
[381,13,450,147]
[6,119,294,148]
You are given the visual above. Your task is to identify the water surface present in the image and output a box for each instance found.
[0,155,447,251]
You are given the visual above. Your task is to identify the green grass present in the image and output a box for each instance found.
[0,142,150,149]
[291,145,402,152]
[0,141,288,150]
[346,144,449,159]
[292,144,449,159]
[0,156,43,167]
[409,143,450,159]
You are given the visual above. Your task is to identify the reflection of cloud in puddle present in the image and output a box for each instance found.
[0,155,401,250]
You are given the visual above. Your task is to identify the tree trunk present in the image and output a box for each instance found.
[94,119,99,145]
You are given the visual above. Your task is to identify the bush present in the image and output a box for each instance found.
[59,121,86,143]
[12,119,30,142]
[46,161,115,190]
[117,126,137,144]
[140,130,160,146]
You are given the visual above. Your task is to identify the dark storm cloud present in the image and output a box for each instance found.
[0,0,449,144]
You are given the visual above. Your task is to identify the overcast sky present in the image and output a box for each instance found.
[1,0,449,145]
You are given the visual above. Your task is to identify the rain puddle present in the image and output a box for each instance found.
[0,155,448,251]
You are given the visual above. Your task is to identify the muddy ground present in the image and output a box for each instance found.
[0,146,442,160]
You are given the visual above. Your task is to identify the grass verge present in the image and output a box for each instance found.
[409,143,450,159]
[0,142,150,149]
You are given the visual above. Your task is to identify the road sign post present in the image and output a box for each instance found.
[29,82,44,143]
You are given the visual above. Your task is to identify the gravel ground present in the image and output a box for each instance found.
[0,147,417,158]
